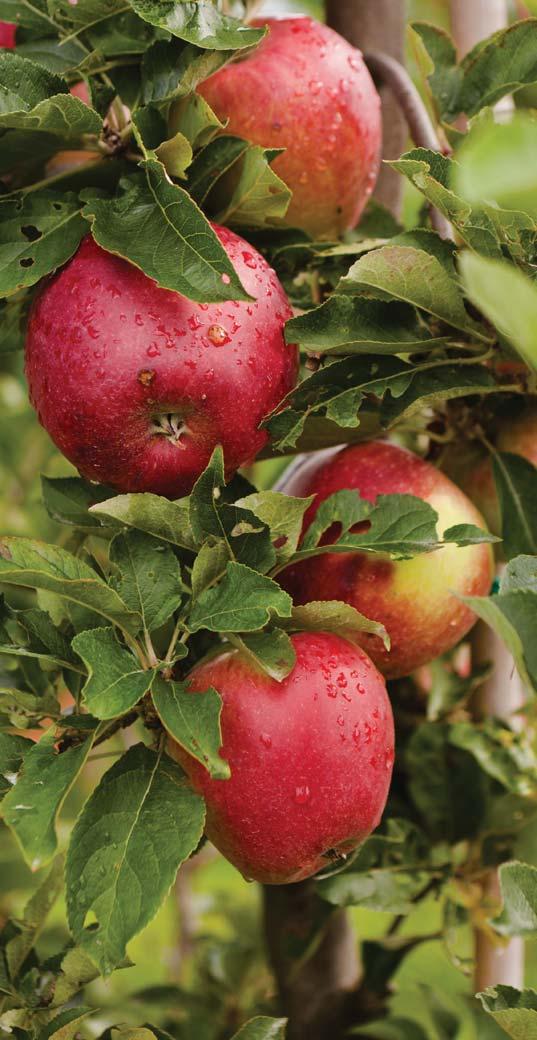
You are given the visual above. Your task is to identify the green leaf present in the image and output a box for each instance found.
[492,453,537,561]
[0,53,101,135]
[460,252,537,373]
[187,562,292,633]
[141,38,232,105]
[130,0,265,50]
[48,0,126,31]
[409,22,461,123]
[41,476,116,528]
[338,244,488,339]
[406,723,486,842]
[0,733,32,798]
[449,721,537,796]
[281,601,389,650]
[2,727,94,870]
[237,490,312,564]
[494,861,537,937]
[502,556,537,594]
[231,628,296,682]
[458,20,537,118]
[455,114,537,221]
[0,191,86,298]
[0,0,54,31]
[4,853,65,983]
[0,537,141,636]
[464,589,537,695]
[285,296,447,357]
[231,1020,287,1040]
[168,91,225,151]
[110,531,183,634]
[82,164,249,303]
[152,676,229,779]
[214,144,291,229]
[478,985,537,1039]
[38,1007,94,1040]
[190,540,229,599]
[66,743,205,974]
[72,627,155,720]
[188,134,250,206]
[91,493,196,551]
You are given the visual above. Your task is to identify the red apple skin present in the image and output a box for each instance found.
[25,229,298,497]
[170,632,394,885]
[198,16,381,240]
[278,442,494,680]
[0,22,15,47]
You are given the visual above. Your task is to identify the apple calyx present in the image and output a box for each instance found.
[150,412,191,447]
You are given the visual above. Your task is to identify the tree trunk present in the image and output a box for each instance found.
[325,0,407,217]
[263,882,360,1040]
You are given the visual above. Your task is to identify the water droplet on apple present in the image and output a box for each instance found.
[348,55,360,70]
[337,715,345,727]
[188,315,202,331]
[147,343,160,357]
[135,314,144,327]
[241,251,257,269]
[294,784,310,805]
[260,732,272,749]
[352,724,361,745]
[309,79,323,95]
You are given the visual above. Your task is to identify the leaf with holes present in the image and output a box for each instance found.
[66,743,205,974]
[0,192,86,298]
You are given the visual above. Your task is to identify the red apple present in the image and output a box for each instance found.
[198,16,381,240]
[25,229,298,497]
[442,404,537,536]
[0,22,15,48]
[170,632,394,884]
[278,442,494,680]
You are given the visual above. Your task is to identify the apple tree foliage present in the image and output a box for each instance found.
[0,3,537,1037]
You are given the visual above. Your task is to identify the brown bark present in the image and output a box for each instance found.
[325,0,407,216]
[263,882,360,1040]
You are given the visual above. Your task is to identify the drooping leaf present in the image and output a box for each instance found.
[72,627,155,720]
[66,743,205,973]
[231,628,296,682]
[280,601,389,650]
[460,252,537,373]
[152,676,229,779]
[82,164,249,303]
[41,475,117,528]
[2,726,95,870]
[465,589,537,695]
[0,538,141,636]
[213,144,291,229]
[492,453,537,560]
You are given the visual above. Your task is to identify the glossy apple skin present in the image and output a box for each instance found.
[170,632,394,884]
[0,22,15,47]
[442,405,537,538]
[279,442,494,679]
[198,16,381,240]
[25,229,298,497]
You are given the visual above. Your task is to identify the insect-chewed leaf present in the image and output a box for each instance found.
[0,538,140,636]
[66,743,205,974]
[72,627,155,720]
[130,0,265,50]
[237,491,312,563]
[82,163,249,303]
[0,192,86,298]
[2,727,95,870]
[110,531,183,634]
[187,562,292,633]
[152,676,229,779]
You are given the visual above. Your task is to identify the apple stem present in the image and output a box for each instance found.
[363,51,452,240]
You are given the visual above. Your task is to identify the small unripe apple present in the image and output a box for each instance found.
[170,632,394,884]
[0,22,15,47]
[279,442,494,679]
[25,229,298,497]
[198,16,381,240]
[442,404,537,536]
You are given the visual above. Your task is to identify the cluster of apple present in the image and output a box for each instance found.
[5,15,529,884]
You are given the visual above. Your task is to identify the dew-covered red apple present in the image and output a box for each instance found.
[169,632,394,885]
[198,16,381,240]
[279,442,494,679]
[25,229,298,497]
